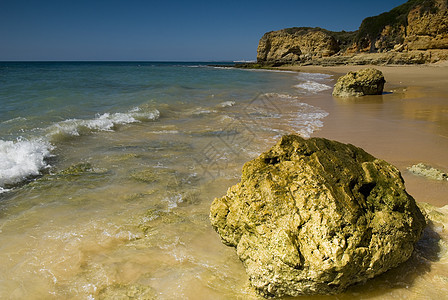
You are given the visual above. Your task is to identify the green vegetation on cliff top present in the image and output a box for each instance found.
[274,27,357,52]
[263,0,443,55]
[356,0,438,46]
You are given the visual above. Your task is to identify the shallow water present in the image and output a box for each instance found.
[0,62,447,299]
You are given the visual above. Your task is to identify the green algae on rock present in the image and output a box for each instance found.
[210,135,425,298]
[333,68,386,97]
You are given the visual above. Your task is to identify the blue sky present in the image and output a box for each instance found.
[0,0,407,61]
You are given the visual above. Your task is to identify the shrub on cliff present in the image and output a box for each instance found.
[356,0,438,51]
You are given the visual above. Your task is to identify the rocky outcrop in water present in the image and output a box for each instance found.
[256,0,448,65]
[332,68,386,97]
[210,135,425,298]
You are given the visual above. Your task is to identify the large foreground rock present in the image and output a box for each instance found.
[210,135,425,298]
[332,68,385,97]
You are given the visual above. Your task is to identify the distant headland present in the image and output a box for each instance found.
[240,0,448,67]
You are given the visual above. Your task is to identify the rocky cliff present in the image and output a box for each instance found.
[405,0,448,50]
[257,28,342,63]
[256,0,448,65]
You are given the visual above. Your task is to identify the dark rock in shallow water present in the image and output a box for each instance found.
[333,68,386,97]
[210,135,425,298]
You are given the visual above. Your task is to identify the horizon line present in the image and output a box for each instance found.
[0,59,256,63]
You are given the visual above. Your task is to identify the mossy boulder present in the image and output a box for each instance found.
[210,135,425,298]
[333,68,386,97]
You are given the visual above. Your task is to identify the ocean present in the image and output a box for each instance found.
[0,62,446,299]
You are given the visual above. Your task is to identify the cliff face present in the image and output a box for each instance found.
[405,0,448,50]
[358,0,448,52]
[257,0,448,64]
[257,28,340,63]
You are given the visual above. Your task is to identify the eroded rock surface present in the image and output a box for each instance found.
[257,28,340,63]
[405,0,448,50]
[255,0,448,65]
[333,68,386,97]
[210,135,425,298]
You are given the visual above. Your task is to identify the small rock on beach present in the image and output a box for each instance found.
[332,68,386,97]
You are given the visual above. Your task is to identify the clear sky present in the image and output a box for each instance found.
[0,0,408,61]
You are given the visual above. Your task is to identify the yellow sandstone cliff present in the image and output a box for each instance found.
[256,0,448,65]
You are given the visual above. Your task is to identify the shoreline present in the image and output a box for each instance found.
[279,63,448,207]
[0,61,447,299]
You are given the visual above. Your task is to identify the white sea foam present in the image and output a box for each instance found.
[2,116,27,124]
[165,194,184,211]
[0,107,160,190]
[251,93,329,138]
[263,92,300,99]
[296,72,332,80]
[211,66,234,70]
[294,72,333,94]
[0,187,11,193]
[293,107,329,137]
[0,138,53,189]
[192,109,218,116]
[219,101,236,108]
[147,130,179,134]
[46,108,160,140]
[295,81,332,93]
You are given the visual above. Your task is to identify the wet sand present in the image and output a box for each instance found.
[278,63,448,206]
[0,63,447,299]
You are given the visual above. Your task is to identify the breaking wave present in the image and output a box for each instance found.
[46,107,160,141]
[0,138,53,190]
[0,106,160,192]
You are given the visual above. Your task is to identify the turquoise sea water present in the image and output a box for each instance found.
[0,62,333,298]
[1,62,446,299]
[0,62,331,191]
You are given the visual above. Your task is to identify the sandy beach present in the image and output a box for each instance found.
[277,62,448,207]
[1,62,447,299]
